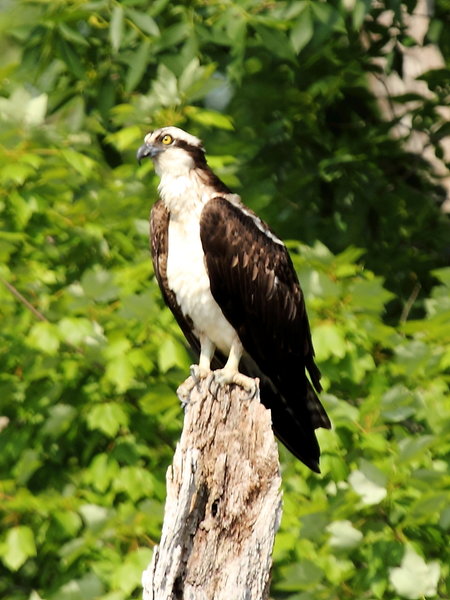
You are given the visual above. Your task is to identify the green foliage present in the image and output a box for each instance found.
[0,0,449,599]
[276,243,450,599]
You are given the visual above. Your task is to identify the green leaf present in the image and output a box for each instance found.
[28,321,60,355]
[13,449,43,485]
[9,190,38,228]
[0,163,35,185]
[78,504,109,531]
[24,93,47,126]
[352,0,370,30]
[410,491,449,520]
[49,573,104,600]
[103,338,131,360]
[52,511,82,537]
[389,546,440,599]
[57,23,90,47]
[299,512,328,540]
[42,404,77,438]
[321,454,349,480]
[61,149,97,178]
[291,8,313,53]
[153,22,188,51]
[106,124,143,151]
[86,402,129,437]
[81,268,119,302]
[327,520,363,550]
[187,108,234,130]
[313,322,346,361]
[277,560,324,590]
[139,384,177,415]
[110,5,124,52]
[118,291,155,320]
[2,526,36,571]
[125,40,151,93]
[152,63,179,106]
[104,355,135,392]
[440,506,450,529]
[83,453,120,493]
[113,466,154,501]
[111,548,154,595]
[157,337,190,373]
[380,385,421,422]
[397,435,435,464]
[297,268,339,301]
[253,24,296,62]
[348,277,394,313]
[394,340,431,375]
[348,460,387,505]
[432,267,450,287]
[57,317,104,347]
[56,38,85,78]
[126,8,160,36]
[311,2,342,31]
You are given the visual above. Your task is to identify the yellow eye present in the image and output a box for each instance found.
[161,134,173,145]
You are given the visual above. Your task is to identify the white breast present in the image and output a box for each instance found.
[166,210,236,355]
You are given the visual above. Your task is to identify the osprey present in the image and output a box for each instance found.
[137,126,331,472]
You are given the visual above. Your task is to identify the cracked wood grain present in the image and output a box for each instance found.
[142,373,282,600]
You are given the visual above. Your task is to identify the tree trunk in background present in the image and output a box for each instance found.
[142,374,282,600]
[368,0,450,211]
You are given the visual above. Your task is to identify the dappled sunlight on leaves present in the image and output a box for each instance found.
[1,0,449,598]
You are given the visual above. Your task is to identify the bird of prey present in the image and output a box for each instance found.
[137,126,331,472]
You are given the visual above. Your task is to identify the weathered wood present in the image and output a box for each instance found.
[142,373,282,600]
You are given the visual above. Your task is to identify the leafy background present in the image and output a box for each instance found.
[1,0,449,599]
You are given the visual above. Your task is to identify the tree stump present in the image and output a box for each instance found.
[142,373,282,600]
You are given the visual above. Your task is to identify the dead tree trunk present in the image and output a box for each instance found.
[142,373,282,600]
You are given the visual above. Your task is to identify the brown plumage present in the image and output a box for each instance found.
[139,126,331,472]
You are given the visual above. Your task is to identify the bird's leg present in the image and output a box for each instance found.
[190,335,215,382]
[214,337,257,395]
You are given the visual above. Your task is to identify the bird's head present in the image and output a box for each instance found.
[136,126,205,176]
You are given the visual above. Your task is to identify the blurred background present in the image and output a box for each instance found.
[0,0,449,599]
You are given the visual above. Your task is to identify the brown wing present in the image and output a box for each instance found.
[199,198,320,392]
[200,197,330,470]
[150,200,201,357]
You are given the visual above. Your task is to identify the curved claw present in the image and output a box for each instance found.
[190,364,210,384]
[213,369,258,398]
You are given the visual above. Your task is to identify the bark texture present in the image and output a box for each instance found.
[142,373,282,600]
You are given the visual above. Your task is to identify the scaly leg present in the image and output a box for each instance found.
[214,337,256,394]
[190,334,215,381]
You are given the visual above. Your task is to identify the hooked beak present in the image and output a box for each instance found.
[136,143,161,164]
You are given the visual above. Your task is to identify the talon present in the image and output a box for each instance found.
[213,369,257,395]
[208,374,220,397]
[190,364,210,383]
[190,364,200,382]
[247,377,259,400]
[177,377,196,407]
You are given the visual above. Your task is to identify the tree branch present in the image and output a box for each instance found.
[142,373,282,600]
[1,277,47,322]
